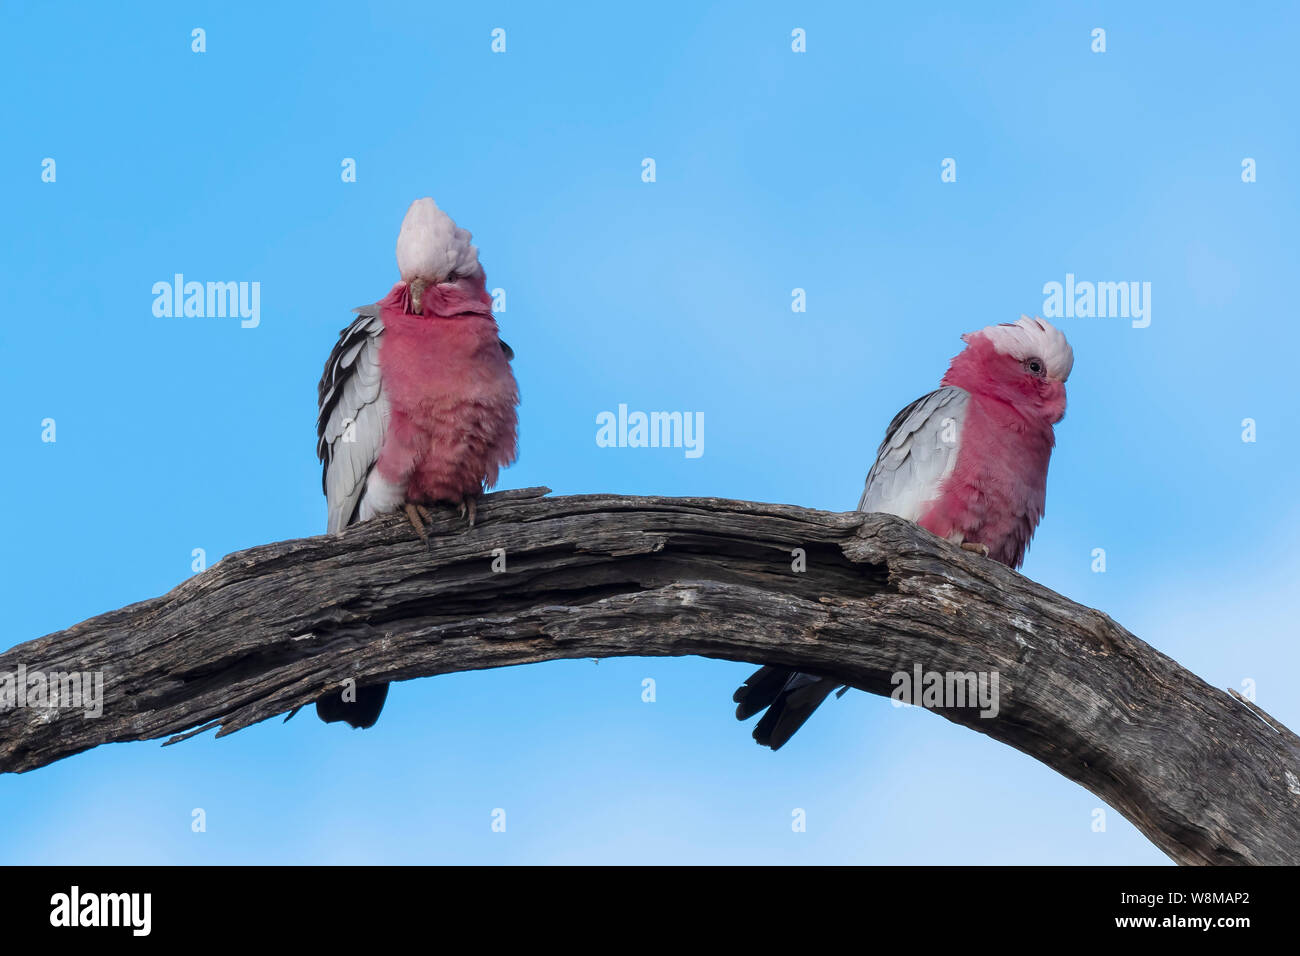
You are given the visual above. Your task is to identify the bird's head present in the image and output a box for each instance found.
[944,316,1073,423]
[395,197,483,314]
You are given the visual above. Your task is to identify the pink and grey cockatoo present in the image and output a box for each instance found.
[313,198,519,728]
[733,316,1074,749]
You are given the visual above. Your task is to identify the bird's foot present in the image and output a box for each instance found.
[403,503,430,544]
[457,496,478,528]
[960,541,990,558]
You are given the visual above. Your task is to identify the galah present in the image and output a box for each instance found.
[313,198,519,728]
[733,316,1074,749]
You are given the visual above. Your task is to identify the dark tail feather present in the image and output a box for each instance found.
[315,681,389,729]
[732,665,792,720]
[733,666,838,750]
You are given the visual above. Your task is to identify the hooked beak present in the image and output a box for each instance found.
[407,278,429,314]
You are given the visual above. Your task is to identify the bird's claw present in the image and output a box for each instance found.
[960,541,990,558]
[403,503,430,546]
[457,497,478,528]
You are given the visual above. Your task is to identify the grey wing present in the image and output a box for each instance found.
[317,306,390,534]
[857,386,970,521]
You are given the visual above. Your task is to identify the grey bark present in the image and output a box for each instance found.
[1,487,1296,864]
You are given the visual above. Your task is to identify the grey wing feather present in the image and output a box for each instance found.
[858,386,969,521]
[317,306,389,533]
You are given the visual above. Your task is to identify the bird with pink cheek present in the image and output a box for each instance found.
[312,198,519,728]
[734,316,1074,749]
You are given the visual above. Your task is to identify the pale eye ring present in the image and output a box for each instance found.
[1024,357,1046,378]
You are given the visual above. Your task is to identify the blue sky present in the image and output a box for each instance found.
[1,1,1296,864]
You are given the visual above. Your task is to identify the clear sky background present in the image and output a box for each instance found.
[1,1,1297,864]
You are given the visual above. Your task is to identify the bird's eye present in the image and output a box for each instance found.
[1024,357,1045,378]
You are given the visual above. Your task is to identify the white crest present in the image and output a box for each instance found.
[966,315,1074,382]
[395,197,481,283]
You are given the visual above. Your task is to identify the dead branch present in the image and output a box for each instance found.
[2,487,1297,864]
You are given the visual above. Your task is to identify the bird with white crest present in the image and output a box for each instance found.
[311,198,519,728]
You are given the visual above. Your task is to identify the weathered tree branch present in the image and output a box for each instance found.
[2,488,1297,864]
